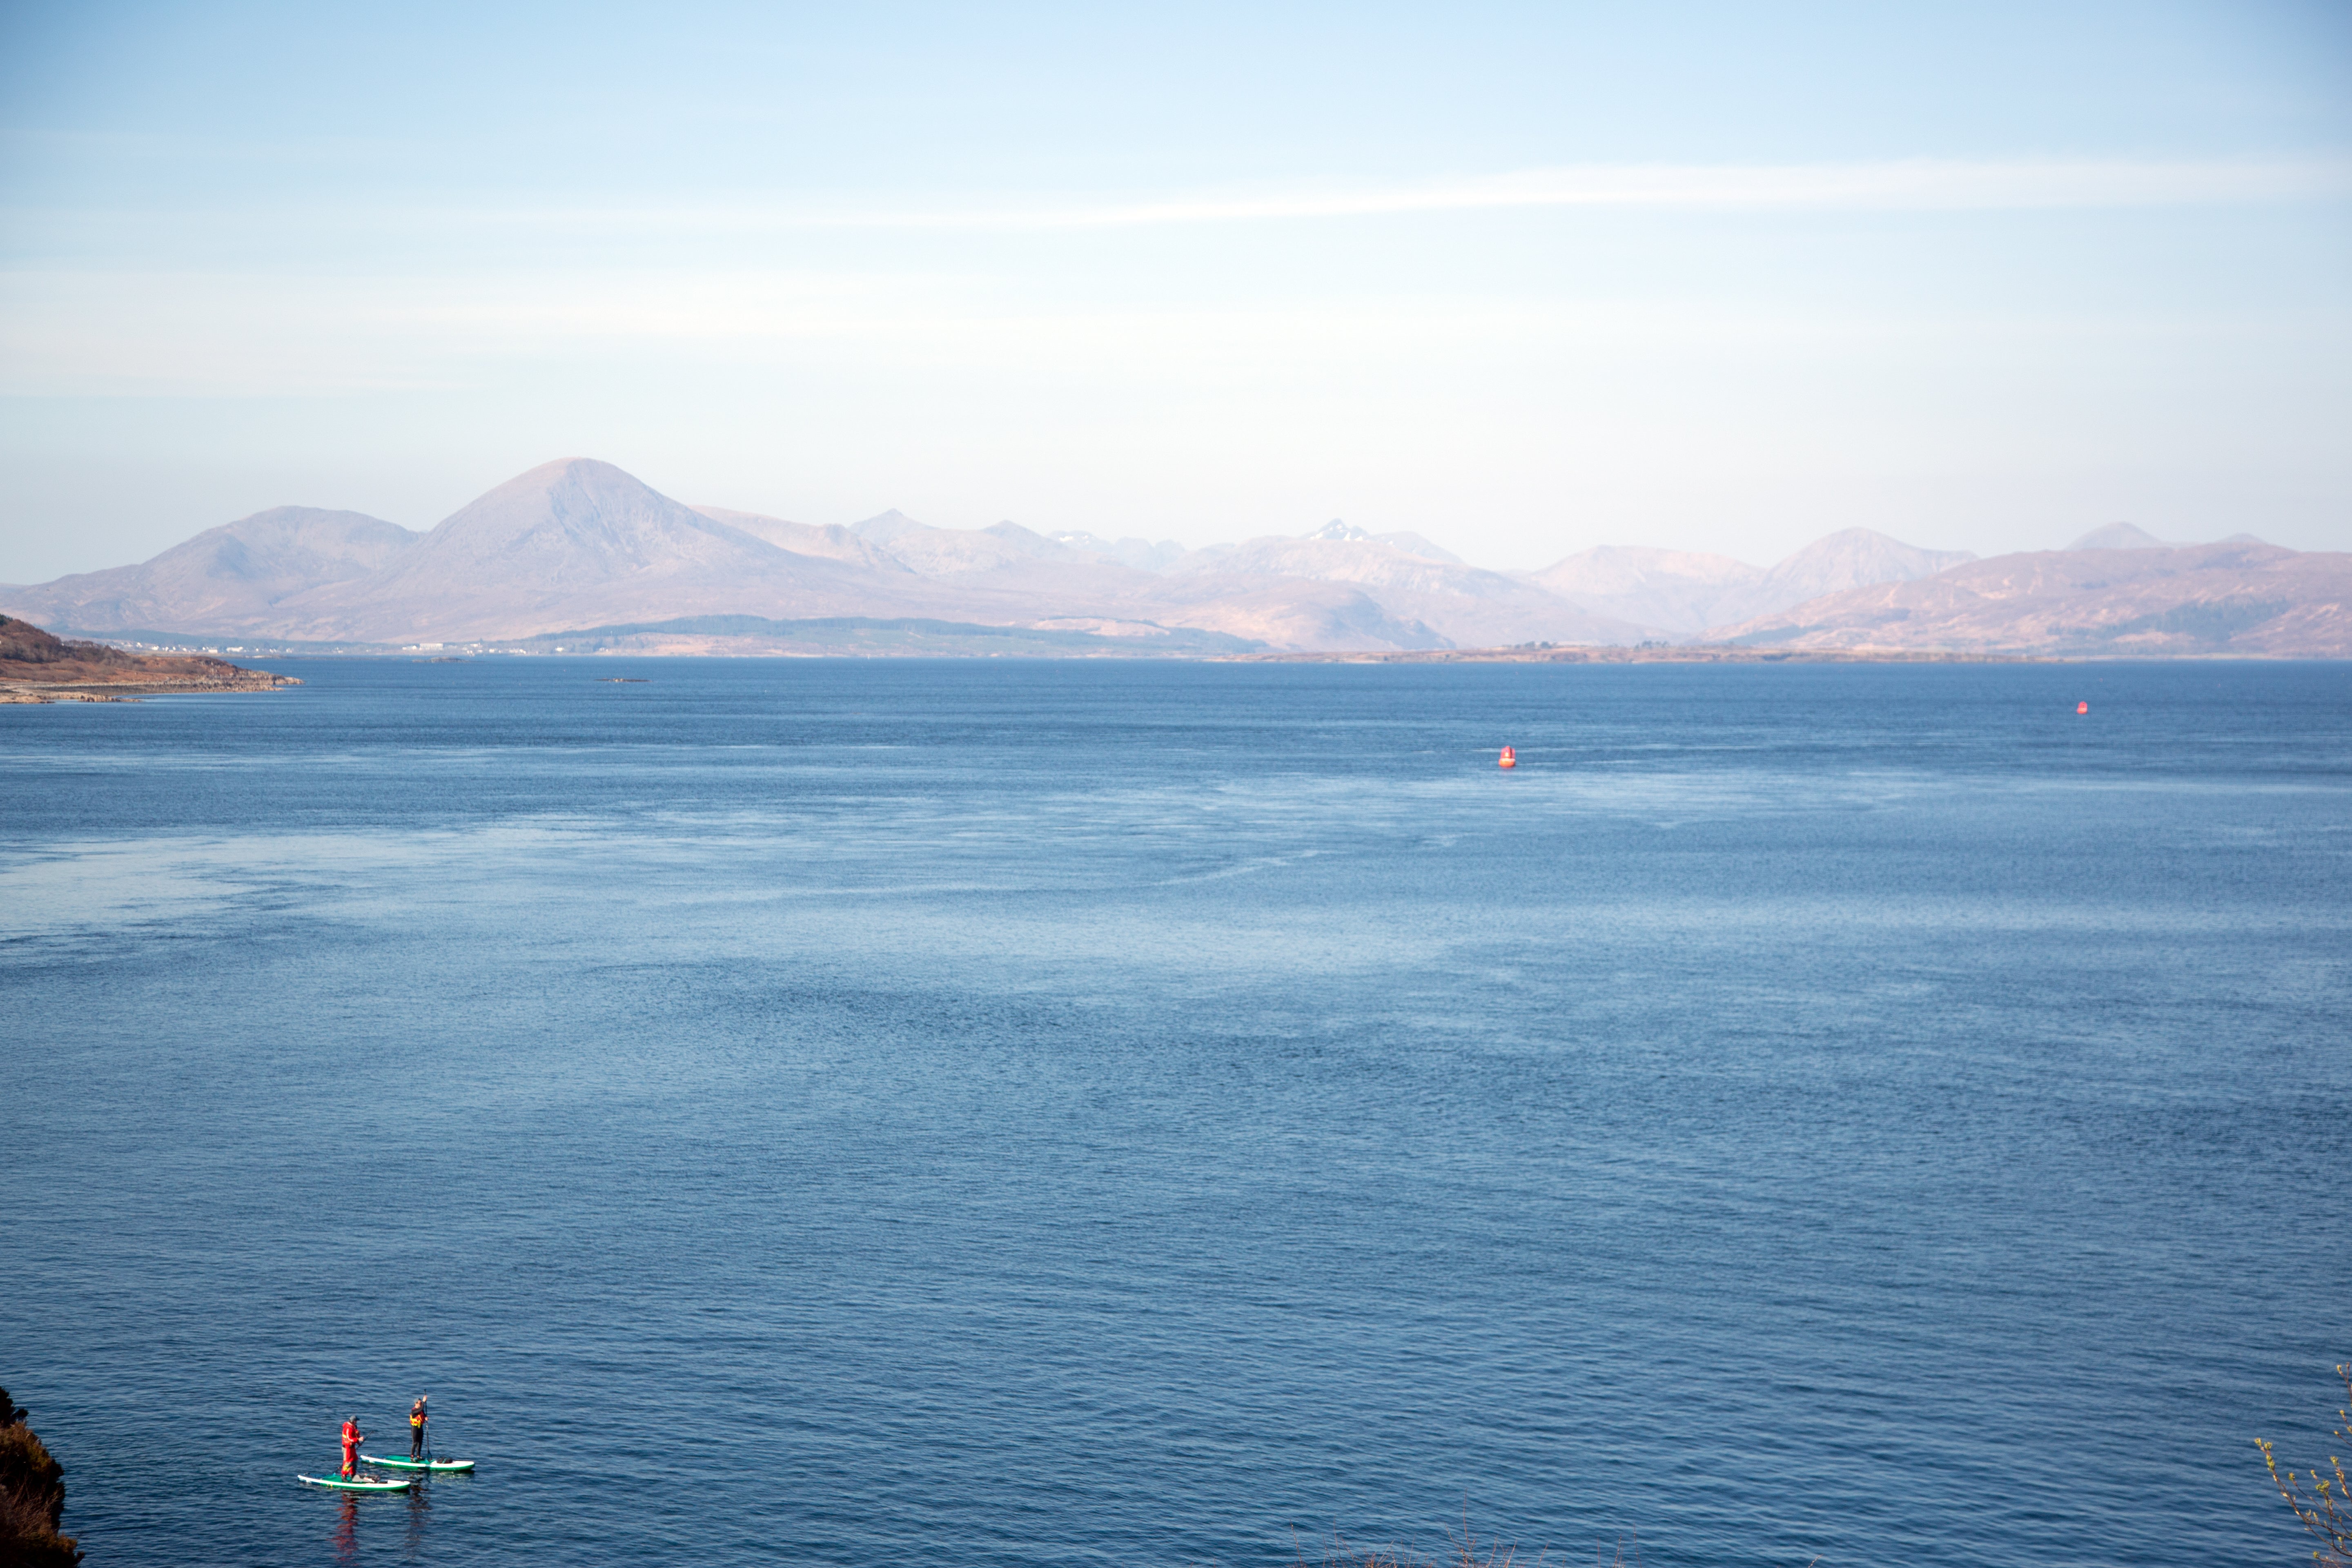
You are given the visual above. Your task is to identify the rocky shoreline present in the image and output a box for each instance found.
[0,615,302,702]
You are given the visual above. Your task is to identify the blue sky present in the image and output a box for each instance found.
[2,1,2348,579]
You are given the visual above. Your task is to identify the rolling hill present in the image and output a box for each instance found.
[0,507,419,635]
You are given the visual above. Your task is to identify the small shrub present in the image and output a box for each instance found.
[2258,1362,2352,1567]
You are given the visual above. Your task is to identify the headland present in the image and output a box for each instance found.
[0,615,302,703]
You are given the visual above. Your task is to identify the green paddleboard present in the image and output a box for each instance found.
[298,1472,413,1492]
[361,1454,475,1472]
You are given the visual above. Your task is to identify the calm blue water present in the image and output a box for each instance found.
[3,658,2348,1567]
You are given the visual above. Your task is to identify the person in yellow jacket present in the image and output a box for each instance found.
[408,1395,429,1459]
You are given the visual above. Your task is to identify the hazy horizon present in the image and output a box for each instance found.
[0,450,2267,589]
[4,2,2349,583]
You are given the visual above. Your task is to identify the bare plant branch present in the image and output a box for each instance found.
[2257,1363,2352,1567]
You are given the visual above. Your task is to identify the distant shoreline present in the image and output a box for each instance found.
[137,643,2352,664]
[1221,644,2057,664]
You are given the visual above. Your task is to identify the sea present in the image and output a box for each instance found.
[2,657,2347,1568]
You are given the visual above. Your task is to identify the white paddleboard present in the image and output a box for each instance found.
[298,1472,413,1492]
[361,1453,476,1472]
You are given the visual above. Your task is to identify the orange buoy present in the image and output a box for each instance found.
[2076,701,2089,715]
[1498,746,1517,769]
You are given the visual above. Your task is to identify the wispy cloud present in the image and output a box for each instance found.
[687,158,2352,231]
[291,158,2352,239]
[11,158,2341,250]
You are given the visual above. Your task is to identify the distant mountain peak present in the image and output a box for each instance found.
[490,456,648,499]
[982,520,1057,550]
[1520,546,1764,636]
[2067,522,2174,551]
[849,509,927,545]
[1526,537,2054,635]
[1294,519,1461,564]
[0,505,417,635]
[1051,531,1188,572]
[1368,530,1463,565]
[1764,528,1973,582]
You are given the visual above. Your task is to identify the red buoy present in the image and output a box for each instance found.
[1498,746,1517,769]
[2076,701,2089,715]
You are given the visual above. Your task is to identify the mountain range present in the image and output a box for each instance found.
[1712,538,2352,655]
[4,458,2344,655]
[1523,530,1978,635]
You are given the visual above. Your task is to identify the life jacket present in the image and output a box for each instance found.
[410,1411,425,1428]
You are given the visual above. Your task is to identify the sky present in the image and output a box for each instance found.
[2,0,2349,581]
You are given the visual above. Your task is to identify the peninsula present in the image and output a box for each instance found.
[0,615,301,703]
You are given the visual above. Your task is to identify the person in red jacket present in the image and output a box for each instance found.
[340,1417,364,1479]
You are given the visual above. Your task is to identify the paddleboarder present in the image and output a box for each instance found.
[339,1417,365,1479]
[408,1395,428,1459]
